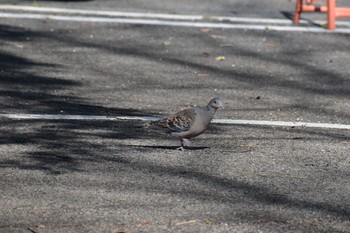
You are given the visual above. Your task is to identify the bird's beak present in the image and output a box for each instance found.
[219,102,224,109]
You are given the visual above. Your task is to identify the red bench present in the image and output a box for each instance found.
[294,0,350,29]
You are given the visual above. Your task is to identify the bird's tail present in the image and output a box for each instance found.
[143,121,152,128]
[143,120,170,132]
[131,120,150,129]
[143,120,161,129]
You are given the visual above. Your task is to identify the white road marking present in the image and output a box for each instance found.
[0,113,159,121]
[1,113,349,130]
[1,12,350,33]
[1,5,350,26]
[212,119,350,130]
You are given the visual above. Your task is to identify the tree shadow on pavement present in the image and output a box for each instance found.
[0,24,160,116]
[1,116,349,230]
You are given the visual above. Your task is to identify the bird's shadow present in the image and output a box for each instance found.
[132,145,210,151]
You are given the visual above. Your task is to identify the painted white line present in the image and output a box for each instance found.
[0,113,107,120]
[116,116,160,121]
[1,5,350,26]
[1,113,349,130]
[1,12,350,33]
[0,5,204,21]
[0,113,159,121]
[212,119,350,130]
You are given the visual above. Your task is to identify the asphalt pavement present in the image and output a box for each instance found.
[0,1,350,232]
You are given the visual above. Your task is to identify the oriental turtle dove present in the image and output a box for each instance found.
[145,97,224,150]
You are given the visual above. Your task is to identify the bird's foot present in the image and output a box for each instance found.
[176,146,185,151]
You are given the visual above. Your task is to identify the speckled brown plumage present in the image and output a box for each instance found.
[154,107,196,133]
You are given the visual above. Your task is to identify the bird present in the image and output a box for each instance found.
[145,97,224,150]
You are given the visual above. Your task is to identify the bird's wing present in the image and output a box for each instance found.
[156,107,197,132]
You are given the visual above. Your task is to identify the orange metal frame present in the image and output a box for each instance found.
[294,0,350,29]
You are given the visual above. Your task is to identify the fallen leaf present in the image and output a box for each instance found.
[215,56,225,61]
[111,228,132,233]
[112,224,133,233]
[198,72,209,77]
[204,219,215,225]
[265,43,278,48]
[137,220,152,226]
[15,43,24,48]
[210,35,225,39]
[200,28,212,33]
[201,52,210,58]
[239,144,255,148]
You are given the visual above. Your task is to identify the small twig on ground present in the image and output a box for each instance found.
[174,220,198,226]
[26,227,41,233]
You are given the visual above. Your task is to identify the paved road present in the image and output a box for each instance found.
[0,0,294,18]
[0,1,349,232]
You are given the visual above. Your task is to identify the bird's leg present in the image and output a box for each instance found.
[176,139,185,151]
[182,138,192,147]
[176,138,191,151]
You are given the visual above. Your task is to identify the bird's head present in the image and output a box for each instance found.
[209,97,224,110]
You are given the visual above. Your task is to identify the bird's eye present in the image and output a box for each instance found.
[214,101,217,103]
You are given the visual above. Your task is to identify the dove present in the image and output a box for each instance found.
[145,97,224,150]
